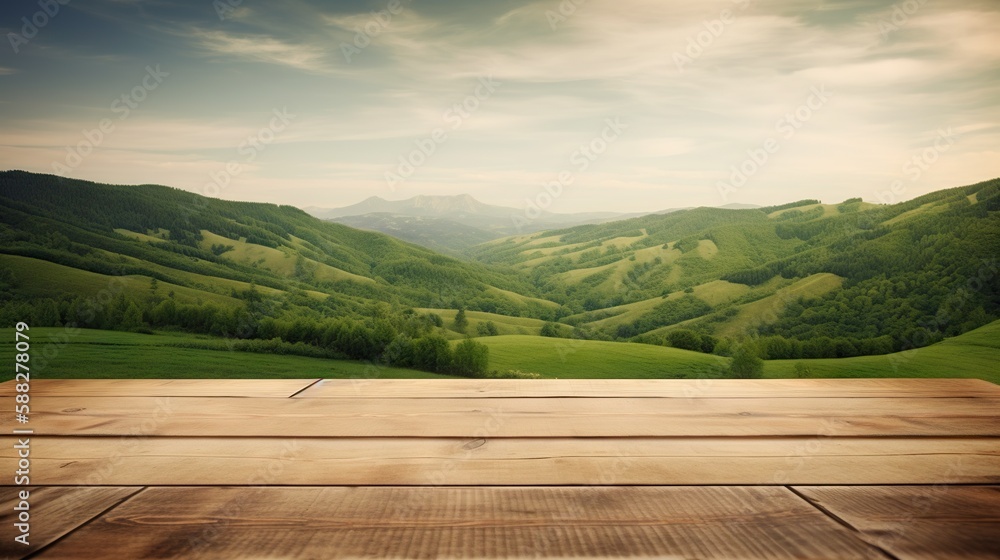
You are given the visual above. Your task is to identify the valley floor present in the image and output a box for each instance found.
[3,319,998,384]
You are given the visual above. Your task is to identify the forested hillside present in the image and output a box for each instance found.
[472,180,1000,359]
[0,171,556,376]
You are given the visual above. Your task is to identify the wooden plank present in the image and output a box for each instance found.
[0,379,319,398]
[33,486,886,559]
[299,378,1000,399]
[7,437,998,485]
[7,396,998,437]
[0,487,140,560]
[794,486,1000,560]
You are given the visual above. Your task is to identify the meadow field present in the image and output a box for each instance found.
[4,320,997,383]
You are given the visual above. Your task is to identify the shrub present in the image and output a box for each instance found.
[729,346,763,379]
[453,338,489,376]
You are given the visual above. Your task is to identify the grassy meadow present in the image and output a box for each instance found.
[3,320,997,383]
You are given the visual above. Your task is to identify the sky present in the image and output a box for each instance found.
[0,0,998,214]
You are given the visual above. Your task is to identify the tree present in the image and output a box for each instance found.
[477,321,499,336]
[32,299,61,327]
[453,308,468,333]
[541,322,561,337]
[453,338,490,376]
[665,329,702,352]
[413,335,453,373]
[729,346,763,379]
[121,302,145,332]
[383,335,415,367]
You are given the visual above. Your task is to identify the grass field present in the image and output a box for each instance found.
[763,320,1000,384]
[0,328,451,381]
[2,321,997,384]
[476,335,723,378]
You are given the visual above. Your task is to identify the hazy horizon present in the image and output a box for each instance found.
[1,0,998,214]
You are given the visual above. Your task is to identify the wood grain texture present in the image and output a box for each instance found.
[7,395,999,437]
[299,378,1000,399]
[0,487,141,560]
[7,437,998,486]
[794,486,1000,560]
[33,486,886,559]
[0,379,319,398]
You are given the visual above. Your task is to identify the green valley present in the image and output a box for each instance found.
[1,171,998,382]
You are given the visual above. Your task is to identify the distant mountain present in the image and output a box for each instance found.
[304,194,629,252]
[332,213,500,255]
[303,195,757,253]
[305,194,623,228]
[305,194,499,220]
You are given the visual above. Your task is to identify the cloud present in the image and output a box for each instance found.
[0,0,998,211]
[181,28,332,73]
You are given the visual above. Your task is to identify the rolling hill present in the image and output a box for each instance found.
[0,171,550,317]
[1,171,998,380]
[472,182,1000,358]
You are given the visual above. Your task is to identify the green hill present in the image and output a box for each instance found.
[472,181,1000,359]
[764,319,1000,384]
[1,171,998,379]
[0,171,562,377]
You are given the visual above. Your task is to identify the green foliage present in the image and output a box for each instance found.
[453,307,468,333]
[674,237,700,253]
[210,243,234,256]
[413,335,453,373]
[663,329,717,353]
[477,321,499,336]
[758,199,822,214]
[453,338,490,376]
[540,322,562,337]
[621,295,712,338]
[729,346,763,378]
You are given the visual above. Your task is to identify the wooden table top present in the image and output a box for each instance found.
[1,378,998,559]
